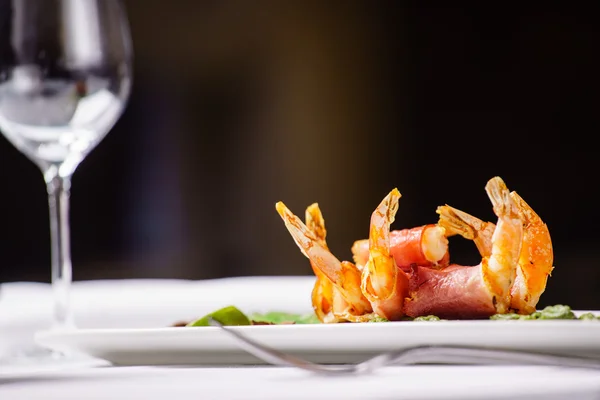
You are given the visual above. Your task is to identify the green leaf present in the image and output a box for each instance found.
[186,305,251,327]
[249,311,320,324]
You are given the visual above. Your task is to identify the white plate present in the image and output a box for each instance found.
[35,313,600,366]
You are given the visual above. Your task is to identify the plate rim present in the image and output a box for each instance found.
[34,309,600,366]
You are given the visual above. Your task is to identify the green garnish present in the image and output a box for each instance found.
[182,304,597,327]
[186,305,251,327]
[537,304,576,319]
[489,313,540,320]
[489,305,596,320]
[414,315,443,321]
[489,313,522,320]
[249,311,321,325]
[578,312,600,321]
[368,316,389,322]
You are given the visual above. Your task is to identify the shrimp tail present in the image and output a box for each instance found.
[486,177,520,220]
[436,205,495,257]
[305,203,327,247]
[436,205,477,240]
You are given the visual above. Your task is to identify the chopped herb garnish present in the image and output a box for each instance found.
[489,305,596,321]
[537,304,576,319]
[414,315,443,321]
[368,316,389,322]
[489,313,522,320]
[578,312,598,321]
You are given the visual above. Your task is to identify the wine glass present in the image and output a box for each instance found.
[0,0,132,364]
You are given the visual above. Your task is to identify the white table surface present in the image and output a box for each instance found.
[3,364,600,400]
[2,278,600,400]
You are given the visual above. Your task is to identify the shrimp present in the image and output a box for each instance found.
[304,203,371,323]
[436,190,553,314]
[360,188,411,320]
[405,176,523,317]
[481,177,524,313]
[276,202,375,322]
[351,224,450,272]
[303,203,338,323]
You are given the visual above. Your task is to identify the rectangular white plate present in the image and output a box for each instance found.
[35,314,600,366]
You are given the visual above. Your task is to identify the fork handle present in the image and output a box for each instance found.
[394,346,600,369]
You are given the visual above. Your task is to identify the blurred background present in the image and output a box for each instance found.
[0,2,598,309]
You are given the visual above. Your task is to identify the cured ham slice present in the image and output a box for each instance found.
[404,264,496,319]
[351,225,450,272]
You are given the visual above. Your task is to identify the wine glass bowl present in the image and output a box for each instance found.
[0,0,132,362]
[0,0,132,176]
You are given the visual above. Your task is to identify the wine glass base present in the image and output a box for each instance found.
[0,344,109,377]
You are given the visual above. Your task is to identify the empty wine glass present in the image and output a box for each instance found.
[0,0,132,364]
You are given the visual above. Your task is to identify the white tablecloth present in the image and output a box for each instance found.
[2,278,600,400]
[3,365,600,400]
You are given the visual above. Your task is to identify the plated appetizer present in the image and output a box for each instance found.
[275,176,554,322]
[180,176,598,327]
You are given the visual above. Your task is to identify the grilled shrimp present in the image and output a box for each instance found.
[482,177,524,313]
[276,202,374,322]
[437,189,553,314]
[405,176,524,317]
[360,188,411,320]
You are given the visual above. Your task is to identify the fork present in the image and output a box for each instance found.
[207,318,600,375]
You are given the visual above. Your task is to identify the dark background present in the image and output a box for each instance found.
[1,2,598,309]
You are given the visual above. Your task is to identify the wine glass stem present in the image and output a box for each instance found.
[46,172,74,330]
